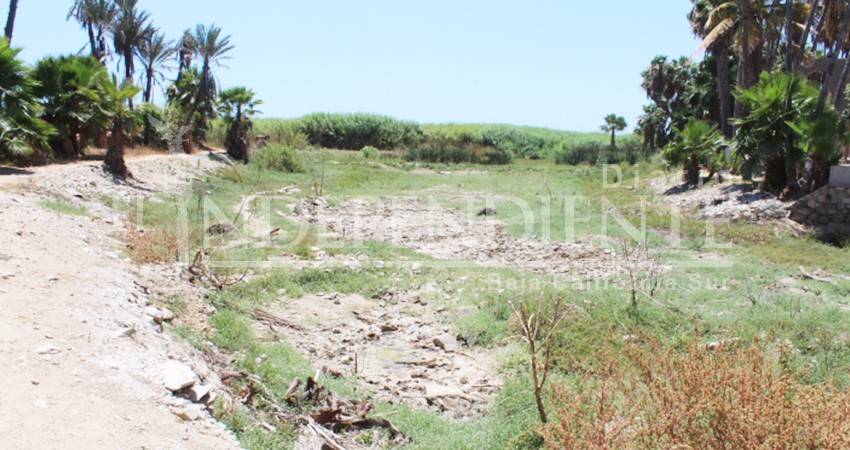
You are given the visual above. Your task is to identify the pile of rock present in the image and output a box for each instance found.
[162,360,218,421]
[790,185,850,227]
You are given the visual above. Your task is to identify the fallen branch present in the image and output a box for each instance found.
[252,309,306,331]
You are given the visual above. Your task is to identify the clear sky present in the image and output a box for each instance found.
[3,1,701,132]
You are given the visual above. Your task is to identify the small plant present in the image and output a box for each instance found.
[663,119,725,185]
[306,149,328,197]
[360,145,379,159]
[509,296,571,424]
[252,145,304,173]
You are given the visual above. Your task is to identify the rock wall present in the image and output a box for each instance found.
[790,186,850,227]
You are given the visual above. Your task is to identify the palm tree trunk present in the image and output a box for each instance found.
[610,129,615,148]
[87,23,97,57]
[794,0,820,70]
[735,0,752,119]
[4,0,18,43]
[104,114,131,178]
[143,66,153,103]
[818,4,850,114]
[716,45,734,138]
[180,60,210,153]
[124,51,135,110]
[785,0,795,72]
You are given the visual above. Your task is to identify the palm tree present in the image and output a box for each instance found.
[175,29,195,82]
[110,0,150,106]
[4,0,17,43]
[136,29,174,103]
[690,0,735,137]
[601,114,627,148]
[0,38,55,158]
[180,23,233,150]
[817,2,850,113]
[219,86,261,161]
[68,0,117,64]
[102,76,141,177]
[664,120,726,185]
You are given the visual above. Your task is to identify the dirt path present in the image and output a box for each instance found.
[0,154,240,449]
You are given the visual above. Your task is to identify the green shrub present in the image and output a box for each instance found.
[298,113,423,150]
[405,144,513,165]
[252,145,304,173]
[555,141,648,166]
[361,145,379,159]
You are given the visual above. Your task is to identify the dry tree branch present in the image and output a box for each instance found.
[510,296,572,424]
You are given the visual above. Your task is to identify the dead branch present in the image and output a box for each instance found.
[800,266,836,285]
[252,309,306,331]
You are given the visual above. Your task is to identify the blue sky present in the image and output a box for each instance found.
[4,1,700,132]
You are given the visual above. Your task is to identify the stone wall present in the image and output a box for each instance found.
[790,185,850,227]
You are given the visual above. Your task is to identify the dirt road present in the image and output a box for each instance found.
[0,155,240,450]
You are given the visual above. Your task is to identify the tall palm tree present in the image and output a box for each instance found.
[793,0,820,70]
[136,29,174,103]
[110,0,150,107]
[175,29,195,82]
[817,2,850,113]
[4,0,17,43]
[180,23,233,150]
[690,0,735,137]
[68,0,116,64]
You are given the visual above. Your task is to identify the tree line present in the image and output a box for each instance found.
[637,0,850,194]
[0,0,260,177]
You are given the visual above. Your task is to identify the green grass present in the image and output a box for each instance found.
[40,198,91,217]
[131,149,850,448]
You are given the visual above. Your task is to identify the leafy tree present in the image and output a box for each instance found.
[663,120,725,185]
[68,0,117,64]
[219,86,261,161]
[32,55,112,158]
[0,38,54,158]
[732,72,833,192]
[4,0,17,43]
[178,23,233,150]
[600,114,627,148]
[102,77,141,177]
[111,0,150,105]
[136,28,174,103]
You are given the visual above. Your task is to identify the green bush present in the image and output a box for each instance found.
[405,144,513,165]
[252,145,304,173]
[555,141,647,166]
[298,113,423,150]
[361,145,379,159]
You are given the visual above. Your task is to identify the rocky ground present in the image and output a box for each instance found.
[291,196,619,278]
[653,175,791,223]
[0,154,240,450]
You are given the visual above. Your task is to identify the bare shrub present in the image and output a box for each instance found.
[124,222,179,264]
[542,338,850,449]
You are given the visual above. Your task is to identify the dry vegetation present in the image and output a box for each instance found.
[542,337,850,449]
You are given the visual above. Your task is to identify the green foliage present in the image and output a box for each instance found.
[298,113,423,150]
[405,143,513,165]
[636,55,720,149]
[251,145,304,173]
[554,140,646,166]
[32,54,112,157]
[219,86,262,161]
[0,38,55,159]
[732,72,834,190]
[360,145,379,159]
[663,119,725,184]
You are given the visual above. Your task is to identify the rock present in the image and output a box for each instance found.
[205,222,236,235]
[433,334,459,352]
[477,208,496,217]
[162,360,198,392]
[172,404,204,421]
[36,345,62,355]
[380,324,399,333]
[177,383,213,404]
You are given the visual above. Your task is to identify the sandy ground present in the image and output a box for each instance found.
[0,154,240,450]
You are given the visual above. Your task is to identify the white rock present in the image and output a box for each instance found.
[162,360,197,392]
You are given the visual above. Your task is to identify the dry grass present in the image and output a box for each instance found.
[124,221,179,264]
[542,338,850,449]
